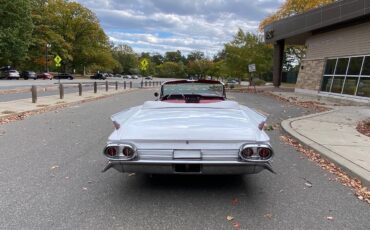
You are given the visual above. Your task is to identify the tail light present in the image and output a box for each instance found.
[122,146,135,159]
[240,147,254,159]
[258,147,272,159]
[104,146,117,157]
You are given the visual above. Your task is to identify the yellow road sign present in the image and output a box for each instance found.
[140,58,149,71]
[54,55,62,64]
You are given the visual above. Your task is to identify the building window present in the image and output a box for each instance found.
[321,55,370,98]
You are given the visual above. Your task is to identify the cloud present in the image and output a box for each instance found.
[75,0,280,56]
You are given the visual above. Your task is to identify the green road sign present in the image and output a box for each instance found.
[140,58,149,71]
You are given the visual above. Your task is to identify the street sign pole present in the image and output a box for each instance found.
[248,64,257,93]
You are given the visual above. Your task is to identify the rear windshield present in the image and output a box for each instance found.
[162,83,224,97]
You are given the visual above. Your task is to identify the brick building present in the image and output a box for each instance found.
[264,0,370,101]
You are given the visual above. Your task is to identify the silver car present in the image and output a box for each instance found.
[1,70,20,79]
[102,80,274,175]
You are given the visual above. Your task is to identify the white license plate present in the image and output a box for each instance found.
[173,150,201,159]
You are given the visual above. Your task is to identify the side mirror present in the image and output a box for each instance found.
[154,92,159,97]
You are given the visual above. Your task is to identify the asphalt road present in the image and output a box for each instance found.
[0,90,368,230]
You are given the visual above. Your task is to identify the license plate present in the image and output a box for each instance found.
[173,150,201,159]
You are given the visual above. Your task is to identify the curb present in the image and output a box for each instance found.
[281,110,370,188]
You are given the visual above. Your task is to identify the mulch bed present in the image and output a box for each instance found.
[356,118,370,137]
[265,92,330,113]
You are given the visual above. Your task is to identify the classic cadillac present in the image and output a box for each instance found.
[102,80,274,175]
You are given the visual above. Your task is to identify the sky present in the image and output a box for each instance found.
[75,0,282,56]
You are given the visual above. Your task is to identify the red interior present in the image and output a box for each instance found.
[164,99,223,103]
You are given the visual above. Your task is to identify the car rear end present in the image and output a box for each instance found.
[102,102,274,175]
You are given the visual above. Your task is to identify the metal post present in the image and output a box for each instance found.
[124,81,126,89]
[94,82,97,93]
[130,81,132,88]
[149,81,151,87]
[105,81,108,92]
[141,81,143,88]
[59,83,64,99]
[145,81,147,87]
[78,83,82,96]
[115,81,118,90]
[31,85,37,103]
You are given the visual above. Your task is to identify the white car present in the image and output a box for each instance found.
[102,80,274,175]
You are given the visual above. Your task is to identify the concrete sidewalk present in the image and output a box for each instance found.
[282,106,370,187]
[0,87,139,119]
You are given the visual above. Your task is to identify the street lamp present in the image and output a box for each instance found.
[45,43,51,72]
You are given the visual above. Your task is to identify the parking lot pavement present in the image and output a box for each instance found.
[0,91,369,230]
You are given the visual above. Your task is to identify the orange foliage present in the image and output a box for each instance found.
[259,0,336,31]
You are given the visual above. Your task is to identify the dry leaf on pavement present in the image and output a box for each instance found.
[226,216,234,221]
[231,198,239,206]
[50,165,59,170]
[232,221,241,228]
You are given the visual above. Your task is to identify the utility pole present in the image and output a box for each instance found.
[45,43,51,72]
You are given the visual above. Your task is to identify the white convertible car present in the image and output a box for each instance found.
[102,80,274,175]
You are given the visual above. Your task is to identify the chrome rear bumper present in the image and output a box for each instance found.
[102,160,275,175]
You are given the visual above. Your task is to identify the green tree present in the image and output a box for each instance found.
[224,29,273,81]
[187,51,205,62]
[157,61,185,78]
[112,44,138,74]
[186,59,213,79]
[164,50,182,62]
[0,0,33,67]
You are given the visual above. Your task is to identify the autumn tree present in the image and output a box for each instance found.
[26,0,118,73]
[259,0,336,30]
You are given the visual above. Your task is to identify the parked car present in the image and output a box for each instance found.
[20,71,37,80]
[102,79,274,175]
[90,73,106,80]
[2,70,20,80]
[145,76,153,80]
[132,75,139,79]
[37,72,53,80]
[114,74,122,78]
[54,73,74,80]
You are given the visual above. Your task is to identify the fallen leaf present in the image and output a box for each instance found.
[226,216,234,221]
[326,216,334,221]
[305,182,312,188]
[231,198,239,206]
[264,213,273,219]
[128,173,136,177]
[50,165,59,170]
[232,221,240,228]
[82,187,88,191]
[88,181,93,184]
